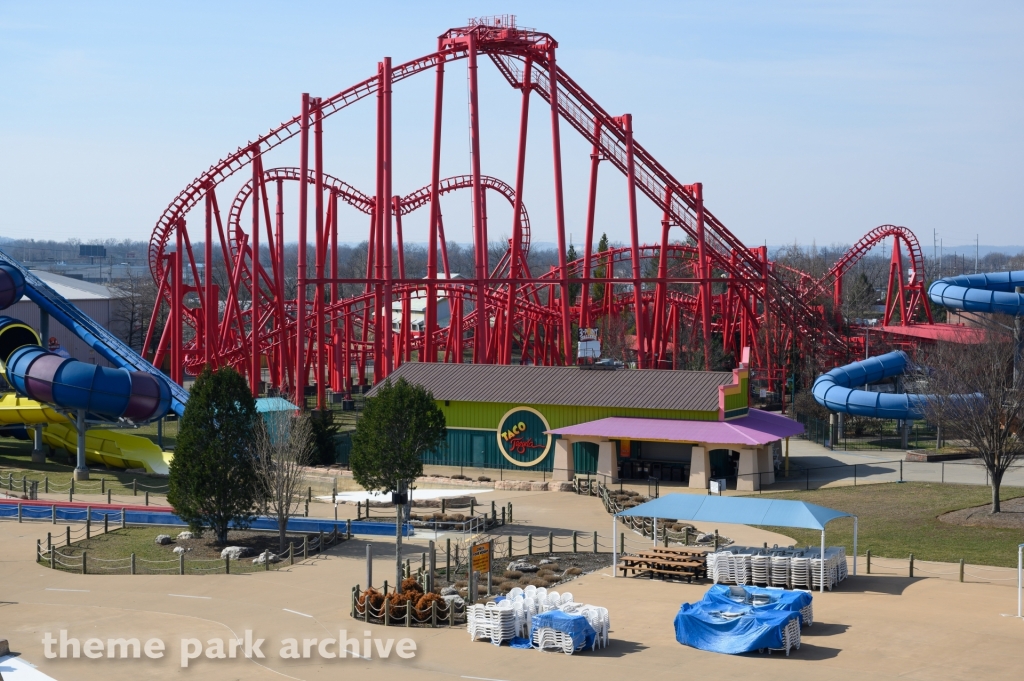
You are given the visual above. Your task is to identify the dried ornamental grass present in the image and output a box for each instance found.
[401,577,424,595]
[503,570,523,579]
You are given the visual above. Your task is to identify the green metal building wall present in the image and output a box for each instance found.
[421,400,719,472]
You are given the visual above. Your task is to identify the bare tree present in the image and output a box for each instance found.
[918,317,1024,513]
[253,411,315,551]
[110,266,159,352]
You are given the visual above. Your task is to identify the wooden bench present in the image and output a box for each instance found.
[617,563,700,582]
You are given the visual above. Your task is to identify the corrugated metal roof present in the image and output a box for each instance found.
[31,271,114,301]
[367,363,734,412]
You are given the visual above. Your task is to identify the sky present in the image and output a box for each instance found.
[0,1,1021,254]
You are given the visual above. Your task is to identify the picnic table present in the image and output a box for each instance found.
[618,549,708,582]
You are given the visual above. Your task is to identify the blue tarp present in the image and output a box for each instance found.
[701,585,812,625]
[615,494,852,531]
[530,610,597,652]
[674,601,795,654]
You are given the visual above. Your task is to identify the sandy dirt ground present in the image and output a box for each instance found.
[2,487,1023,681]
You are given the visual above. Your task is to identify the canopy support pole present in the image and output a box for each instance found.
[652,518,657,547]
[853,516,858,576]
[612,515,618,579]
[820,529,825,593]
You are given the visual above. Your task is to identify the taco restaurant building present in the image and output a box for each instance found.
[369,350,803,491]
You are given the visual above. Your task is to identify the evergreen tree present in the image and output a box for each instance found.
[168,366,261,544]
[308,409,340,466]
[351,377,446,591]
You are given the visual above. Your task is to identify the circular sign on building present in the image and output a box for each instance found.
[496,406,553,467]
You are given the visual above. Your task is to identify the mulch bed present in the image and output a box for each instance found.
[164,529,318,559]
[938,496,1024,529]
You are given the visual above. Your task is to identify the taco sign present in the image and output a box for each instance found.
[496,406,553,467]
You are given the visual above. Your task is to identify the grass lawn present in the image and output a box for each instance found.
[760,482,1024,568]
[43,525,336,575]
[0,437,169,496]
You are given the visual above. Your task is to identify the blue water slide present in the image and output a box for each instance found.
[0,259,178,419]
[813,270,1024,420]
[812,351,927,420]
[928,271,1024,315]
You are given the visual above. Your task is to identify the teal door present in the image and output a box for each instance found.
[472,435,485,467]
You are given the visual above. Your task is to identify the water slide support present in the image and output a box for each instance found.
[74,409,88,481]
[31,424,46,463]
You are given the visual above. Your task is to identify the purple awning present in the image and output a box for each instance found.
[546,409,804,446]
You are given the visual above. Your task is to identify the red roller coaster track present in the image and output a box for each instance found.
[144,17,935,409]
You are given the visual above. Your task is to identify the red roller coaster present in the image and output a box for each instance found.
[144,17,936,409]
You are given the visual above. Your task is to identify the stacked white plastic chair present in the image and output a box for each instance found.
[790,557,811,589]
[531,627,579,654]
[768,616,801,656]
[769,556,789,588]
[467,603,519,645]
[751,556,770,586]
[733,555,751,585]
[810,558,833,591]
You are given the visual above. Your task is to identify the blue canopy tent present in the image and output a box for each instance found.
[614,495,857,592]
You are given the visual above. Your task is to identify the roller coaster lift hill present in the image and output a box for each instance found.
[143,17,953,409]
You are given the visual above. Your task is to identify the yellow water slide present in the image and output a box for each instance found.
[0,393,173,475]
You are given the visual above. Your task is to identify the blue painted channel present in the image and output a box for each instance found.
[0,503,412,536]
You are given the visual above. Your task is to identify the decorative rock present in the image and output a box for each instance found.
[154,534,172,545]
[539,558,554,565]
[220,546,253,560]
[696,533,715,543]
[172,546,189,555]
[440,586,459,596]
[507,560,538,573]
[442,594,465,607]
[176,531,194,540]
[252,550,280,565]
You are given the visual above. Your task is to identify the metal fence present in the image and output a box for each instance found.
[797,413,940,451]
[736,458,1024,492]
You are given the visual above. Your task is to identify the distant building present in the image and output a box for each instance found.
[6,271,117,367]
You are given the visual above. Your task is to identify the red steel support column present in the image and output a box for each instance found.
[172,222,184,384]
[425,49,445,363]
[382,58,394,378]
[314,98,326,409]
[695,182,711,370]
[466,34,489,362]
[623,114,646,369]
[295,93,310,407]
[251,150,261,397]
[503,57,532,365]
[653,186,673,367]
[580,117,601,329]
[548,47,573,363]
[204,189,214,369]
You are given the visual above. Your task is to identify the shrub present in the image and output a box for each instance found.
[529,578,549,588]
[414,592,444,619]
[517,575,533,585]
[357,588,385,612]
[542,563,560,572]
[451,474,469,480]
[449,513,466,521]
[537,569,555,579]
[454,580,468,588]
[401,577,424,595]
[503,570,523,580]
[477,476,491,482]
[498,580,518,592]
[564,567,583,576]
[387,592,413,617]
